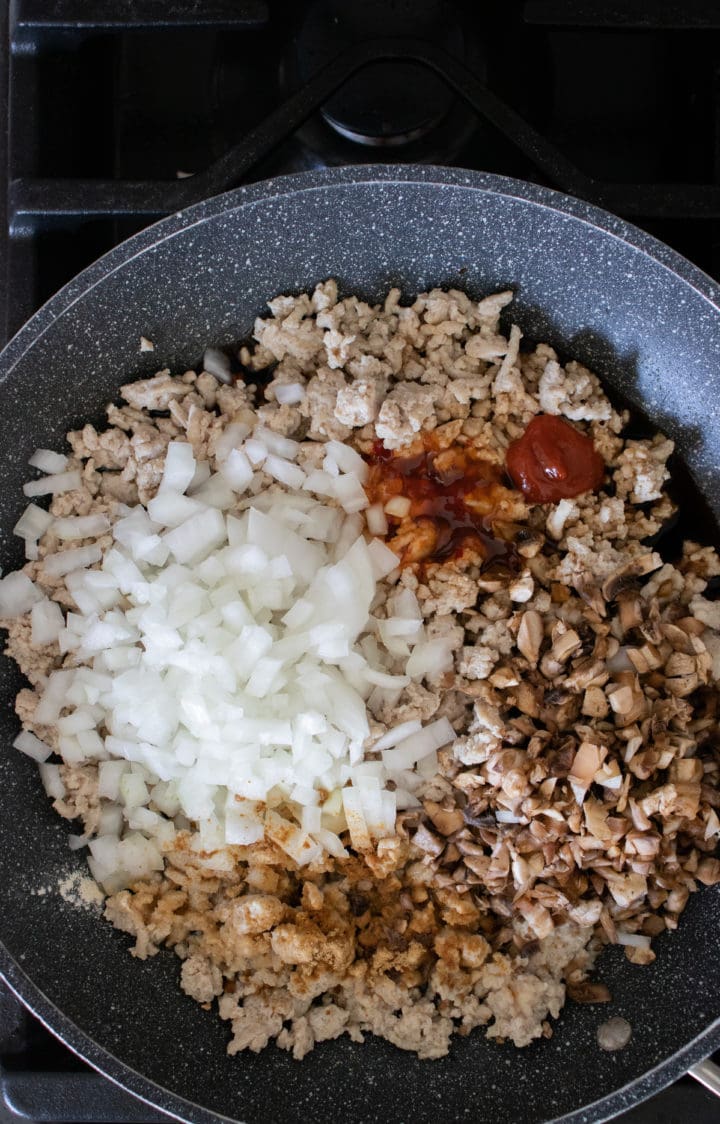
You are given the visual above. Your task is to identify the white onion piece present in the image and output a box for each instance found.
[332,474,368,513]
[495,809,524,824]
[381,717,455,772]
[214,422,251,463]
[265,809,322,866]
[53,514,110,540]
[220,448,253,492]
[367,538,399,578]
[244,439,267,466]
[264,454,306,489]
[163,508,226,564]
[38,762,65,800]
[187,460,211,494]
[35,669,74,724]
[254,426,300,460]
[0,572,43,618]
[159,441,196,494]
[147,492,203,528]
[31,598,64,646]
[616,931,651,948]
[325,440,369,481]
[406,637,455,679]
[364,668,410,689]
[384,496,411,518]
[191,473,235,510]
[29,449,68,473]
[341,787,372,851]
[372,720,422,752]
[314,827,349,858]
[365,503,388,537]
[13,730,53,762]
[274,382,305,405]
[43,545,102,578]
[303,470,335,497]
[13,503,54,541]
[23,470,81,497]
[202,347,233,383]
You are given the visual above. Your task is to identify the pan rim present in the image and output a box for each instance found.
[1,163,719,1124]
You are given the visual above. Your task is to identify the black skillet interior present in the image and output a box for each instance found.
[0,167,719,1124]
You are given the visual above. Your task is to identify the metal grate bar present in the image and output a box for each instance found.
[8,36,596,229]
[524,0,720,29]
[12,0,268,31]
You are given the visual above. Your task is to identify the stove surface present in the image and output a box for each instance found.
[1,2,720,1122]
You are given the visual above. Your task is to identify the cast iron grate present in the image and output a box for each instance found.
[1,2,720,1122]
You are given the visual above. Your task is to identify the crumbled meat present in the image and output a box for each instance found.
[4,279,720,1067]
[375,383,436,449]
[180,955,224,1003]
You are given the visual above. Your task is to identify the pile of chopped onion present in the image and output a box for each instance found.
[4,429,457,890]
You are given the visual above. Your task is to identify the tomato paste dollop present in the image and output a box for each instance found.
[506,414,605,503]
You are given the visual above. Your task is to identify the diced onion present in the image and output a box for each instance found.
[365,504,388,537]
[0,572,43,618]
[43,545,103,577]
[384,496,411,518]
[13,503,54,541]
[274,383,305,405]
[23,470,81,497]
[5,428,471,878]
[53,514,110,540]
[616,931,651,948]
[14,730,53,762]
[28,449,68,473]
[31,598,64,646]
[202,347,233,383]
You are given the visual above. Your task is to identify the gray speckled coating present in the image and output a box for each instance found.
[0,166,719,1124]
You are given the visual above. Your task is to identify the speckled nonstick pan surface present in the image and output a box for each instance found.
[0,167,719,1124]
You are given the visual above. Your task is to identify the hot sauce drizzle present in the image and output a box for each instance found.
[506,415,605,503]
[366,439,518,569]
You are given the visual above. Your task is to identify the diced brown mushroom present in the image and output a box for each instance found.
[423,801,465,837]
[696,858,720,885]
[564,658,609,692]
[640,781,701,820]
[624,945,656,965]
[665,672,700,697]
[618,593,644,634]
[665,651,697,678]
[569,741,608,802]
[604,870,648,908]
[567,980,612,1004]
[668,758,704,784]
[625,644,662,673]
[489,666,520,689]
[517,610,544,665]
[601,554,662,602]
[412,822,445,858]
[583,798,615,842]
[582,685,609,718]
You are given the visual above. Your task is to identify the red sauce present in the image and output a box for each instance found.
[505,415,605,503]
[366,440,518,569]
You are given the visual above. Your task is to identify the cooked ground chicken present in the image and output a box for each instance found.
[3,281,720,1059]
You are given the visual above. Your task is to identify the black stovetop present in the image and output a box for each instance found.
[2,2,720,1122]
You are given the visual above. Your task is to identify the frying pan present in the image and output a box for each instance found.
[1,165,719,1124]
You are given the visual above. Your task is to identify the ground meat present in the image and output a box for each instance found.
[54,764,101,836]
[180,955,224,1003]
[4,280,720,1068]
[375,383,436,449]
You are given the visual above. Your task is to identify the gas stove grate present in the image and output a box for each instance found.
[2,2,720,1122]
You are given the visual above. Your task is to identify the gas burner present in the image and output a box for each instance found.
[281,0,483,166]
